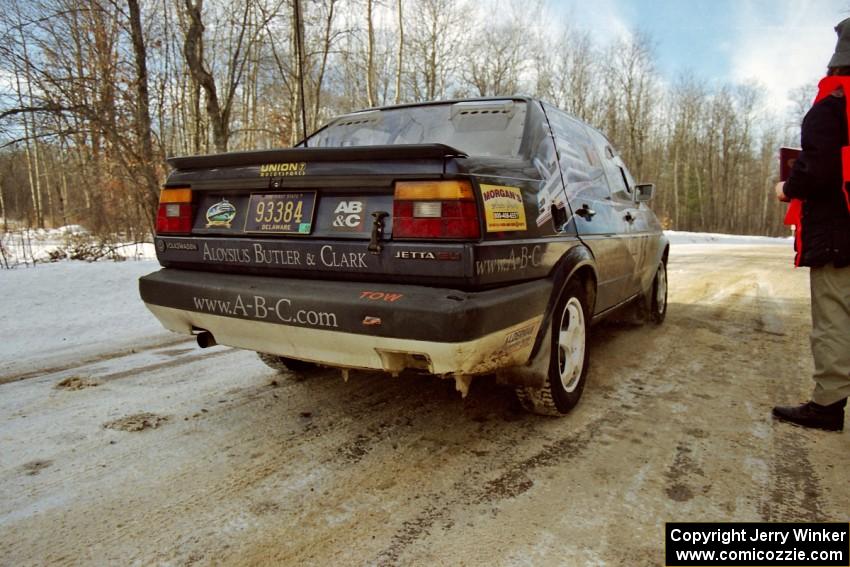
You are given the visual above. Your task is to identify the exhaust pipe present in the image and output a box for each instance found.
[196,331,217,348]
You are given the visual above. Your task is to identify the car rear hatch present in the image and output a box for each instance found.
[154,144,481,287]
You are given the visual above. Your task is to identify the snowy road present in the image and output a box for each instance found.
[1,242,849,565]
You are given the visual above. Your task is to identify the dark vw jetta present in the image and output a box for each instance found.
[140,98,668,415]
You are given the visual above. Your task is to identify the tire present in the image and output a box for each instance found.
[257,353,321,376]
[516,279,591,416]
[649,259,668,324]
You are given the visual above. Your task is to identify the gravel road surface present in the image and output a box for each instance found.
[1,243,848,566]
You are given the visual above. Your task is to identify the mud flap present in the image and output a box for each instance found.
[608,293,650,326]
[494,325,551,388]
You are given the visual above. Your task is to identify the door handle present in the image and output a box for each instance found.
[624,212,635,223]
[575,204,596,219]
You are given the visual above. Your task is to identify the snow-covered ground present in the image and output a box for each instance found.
[1,225,155,266]
[0,260,171,379]
[665,230,793,246]
[1,237,846,567]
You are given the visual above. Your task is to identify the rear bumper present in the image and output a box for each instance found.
[139,269,552,375]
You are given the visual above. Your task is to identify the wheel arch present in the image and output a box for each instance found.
[526,243,597,362]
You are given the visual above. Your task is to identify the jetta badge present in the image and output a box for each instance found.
[205,199,237,228]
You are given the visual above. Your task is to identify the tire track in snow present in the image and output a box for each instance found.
[0,336,195,385]
[369,331,678,566]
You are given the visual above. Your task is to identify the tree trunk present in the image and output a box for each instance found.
[366,0,376,107]
[0,178,7,233]
[182,0,229,152]
[672,143,679,229]
[293,0,308,142]
[127,0,161,224]
[395,0,404,104]
[14,17,44,228]
[313,0,337,129]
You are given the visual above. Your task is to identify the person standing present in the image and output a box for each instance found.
[772,18,850,431]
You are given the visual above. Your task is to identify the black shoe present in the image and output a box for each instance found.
[772,400,845,432]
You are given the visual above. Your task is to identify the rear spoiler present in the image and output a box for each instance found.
[167,144,468,170]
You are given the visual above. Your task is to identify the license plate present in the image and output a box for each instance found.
[244,192,316,234]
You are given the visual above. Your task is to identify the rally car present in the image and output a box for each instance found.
[139,98,668,415]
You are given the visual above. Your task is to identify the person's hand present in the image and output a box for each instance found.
[775,181,790,202]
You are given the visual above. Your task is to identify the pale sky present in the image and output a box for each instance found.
[555,0,850,113]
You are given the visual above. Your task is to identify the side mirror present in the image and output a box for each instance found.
[634,183,655,203]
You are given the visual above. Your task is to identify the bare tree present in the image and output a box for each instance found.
[127,0,161,218]
[395,0,403,104]
[406,0,466,100]
[365,0,376,107]
[462,2,536,97]
[605,31,659,180]
[181,0,260,152]
[0,0,796,238]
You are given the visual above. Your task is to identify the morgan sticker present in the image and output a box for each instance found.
[481,184,527,232]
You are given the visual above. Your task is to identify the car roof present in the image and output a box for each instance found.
[344,96,537,114]
[299,96,540,148]
[302,96,610,151]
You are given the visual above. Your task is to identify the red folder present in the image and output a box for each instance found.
[780,147,801,182]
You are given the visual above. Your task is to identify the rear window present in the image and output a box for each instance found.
[306,100,527,158]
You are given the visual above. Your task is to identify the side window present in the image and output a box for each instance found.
[607,160,629,195]
[527,102,560,180]
[542,103,608,203]
[529,103,566,228]
[614,156,636,194]
[608,159,631,198]
[587,127,632,202]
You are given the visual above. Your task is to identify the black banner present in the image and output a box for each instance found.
[666,523,849,566]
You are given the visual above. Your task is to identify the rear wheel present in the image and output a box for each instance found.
[649,259,667,324]
[516,279,591,416]
[257,353,321,377]
[627,257,668,325]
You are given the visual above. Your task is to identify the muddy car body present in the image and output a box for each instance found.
[139,98,669,414]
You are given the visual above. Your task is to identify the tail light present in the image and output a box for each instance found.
[393,180,480,239]
[156,187,193,234]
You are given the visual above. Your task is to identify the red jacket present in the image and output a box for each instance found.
[784,77,850,268]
